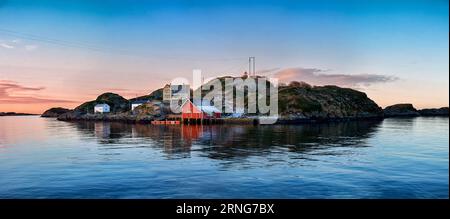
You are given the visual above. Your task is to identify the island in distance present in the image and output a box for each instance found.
[41,78,449,124]
[41,107,71,118]
[1,112,37,116]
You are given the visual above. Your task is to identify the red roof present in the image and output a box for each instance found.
[180,99,221,119]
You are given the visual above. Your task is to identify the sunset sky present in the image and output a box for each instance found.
[0,0,448,114]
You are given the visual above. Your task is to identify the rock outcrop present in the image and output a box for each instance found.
[383,104,420,117]
[198,78,383,121]
[129,88,164,102]
[132,101,165,121]
[74,93,130,114]
[57,93,165,122]
[278,84,383,121]
[41,107,71,117]
[418,107,449,116]
[57,93,130,121]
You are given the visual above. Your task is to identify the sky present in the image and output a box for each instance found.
[0,0,448,114]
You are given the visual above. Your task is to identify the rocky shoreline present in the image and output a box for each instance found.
[56,112,155,124]
[44,105,448,124]
[418,107,450,117]
[41,81,449,124]
[384,104,448,118]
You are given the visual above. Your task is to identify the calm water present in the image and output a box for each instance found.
[0,116,448,198]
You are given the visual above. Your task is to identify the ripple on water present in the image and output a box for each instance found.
[0,117,448,198]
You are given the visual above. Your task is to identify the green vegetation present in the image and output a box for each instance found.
[277,84,383,118]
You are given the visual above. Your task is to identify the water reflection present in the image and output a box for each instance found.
[68,120,383,161]
[1,117,447,198]
[196,121,382,161]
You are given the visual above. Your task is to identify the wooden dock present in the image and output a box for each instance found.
[151,120,180,125]
[151,118,223,125]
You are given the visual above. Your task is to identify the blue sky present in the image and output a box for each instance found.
[0,0,448,113]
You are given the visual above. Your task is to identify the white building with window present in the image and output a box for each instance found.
[94,104,110,114]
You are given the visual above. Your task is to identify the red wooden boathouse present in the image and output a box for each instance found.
[181,99,221,119]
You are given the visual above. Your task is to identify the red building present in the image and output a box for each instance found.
[181,99,221,119]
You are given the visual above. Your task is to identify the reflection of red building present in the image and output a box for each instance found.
[181,99,221,119]
[181,125,203,141]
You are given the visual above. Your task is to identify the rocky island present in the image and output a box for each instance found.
[383,104,449,117]
[418,107,449,116]
[55,90,164,123]
[41,107,71,118]
[277,82,383,122]
[383,103,421,117]
[1,112,37,116]
[43,78,448,124]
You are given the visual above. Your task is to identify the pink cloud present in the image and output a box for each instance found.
[275,68,398,87]
[0,80,76,104]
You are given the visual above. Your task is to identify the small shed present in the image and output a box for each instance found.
[94,104,110,114]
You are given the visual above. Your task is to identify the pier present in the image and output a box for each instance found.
[151,118,223,125]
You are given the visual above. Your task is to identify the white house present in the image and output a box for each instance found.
[94,104,110,114]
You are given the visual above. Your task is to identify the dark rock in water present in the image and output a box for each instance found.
[418,107,449,116]
[384,104,420,117]
[41,107,71,117]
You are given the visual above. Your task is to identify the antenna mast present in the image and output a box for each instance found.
[248,57,256,76]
